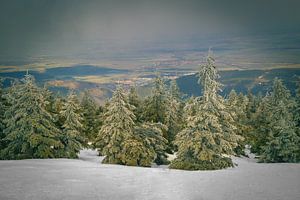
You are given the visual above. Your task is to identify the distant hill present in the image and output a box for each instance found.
[175,68,300,97]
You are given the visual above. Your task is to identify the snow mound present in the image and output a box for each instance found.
[0,150,299,200]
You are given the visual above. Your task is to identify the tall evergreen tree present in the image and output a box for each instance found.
[294,77,300,128]
[169,79,182,101]
[1,73,63,159]
[259,78,300,162]
[128,86,142,122]
[81,90,102,144]
[95,86,167,166]
[250,94,272,154]
[164,80,184,152]
[59,91,84,158]
[128,122,167,166]
[95,86,136,164]
[170,52,242,170]
[226,90,250,155]
[0,79,6,152]
[142,75,168,124]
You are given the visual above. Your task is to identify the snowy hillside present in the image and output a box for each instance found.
[0,149,299,200]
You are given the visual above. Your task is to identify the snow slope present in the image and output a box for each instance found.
[0,149,299,200]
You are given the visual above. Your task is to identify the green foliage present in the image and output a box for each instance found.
[170,156,233,170]
[258,78,300,162]
[81,90,102,145]
[226,90,250,155]
[0,79,7,151]
[128,86,142,122]
[59,91,84,158]
[121,123,168,167]
[141,75,168,124]
[96,85,168,167]
[294,77,300,128]
[95,86,137,164]
[1,74,63,159]
[164,80,184,152]
[171,51,242,170]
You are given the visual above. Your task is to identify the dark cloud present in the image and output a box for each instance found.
[0,0,299,61]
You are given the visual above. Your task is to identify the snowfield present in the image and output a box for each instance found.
[0,149,299,200]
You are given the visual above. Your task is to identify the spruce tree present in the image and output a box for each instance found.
[127,122,168,166]
[59,91,84,158]
[142,75,168,124]
[259,78,300,162]
[0,79,6,152]
[169,79,182,101]
[141,75,170,164]
[128,86,142,122]
[95,86,136,164]
[1,73,63,159]
[164,97,181,152]
[295,77,300,128]
[170,52,242,170]
[226,90,250,155]
[95,86,167,166]
[250,94,272,154]
[81,90,101,145]
[164,80,184,152]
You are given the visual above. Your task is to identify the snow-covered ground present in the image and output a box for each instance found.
[0,149,299,200]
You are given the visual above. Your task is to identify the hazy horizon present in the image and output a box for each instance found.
[0,0,300,71]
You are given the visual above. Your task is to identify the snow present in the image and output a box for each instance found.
[0,149,299,200]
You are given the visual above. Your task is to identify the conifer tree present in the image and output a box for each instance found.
[81,90,101,144]
[95,86,167,166]
[95,86,136,164]
[295,77,300,128]
[259,78,300,162]
[164,96,181,151]
[164,80,184,152]
[226,90,250,155]
[126,122,167,166]
[169,79,182,101]
[170,52,242,170]
[142,75,168,124]
[0,79,6,152]
[1,73,63,159]
[59,91,84,158]
[128,86,142,122]
[250,94,272,154]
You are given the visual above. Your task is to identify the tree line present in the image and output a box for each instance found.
[0,53,299,170]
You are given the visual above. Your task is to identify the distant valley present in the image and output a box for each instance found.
[1,66,300,103]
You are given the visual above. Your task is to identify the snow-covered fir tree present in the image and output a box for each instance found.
[128,86,142,122]
[164,80,184,152]
[140,75,170,164]
[94,86,136,164]
[59,91,84,158]
[170,51,242,170]
[142,75,168,124]
[95,85,168,166]
[226,90,250,155]
[81,90,102,144]
[1,73,63,159]
[0,79,7,152]
[164,96,181,152]
[128,122,167,166]
[169,79,182,101]
[295,77,300,128]
[259,78,300,162]
[250,93,272,154]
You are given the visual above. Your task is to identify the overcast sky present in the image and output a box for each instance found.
[0,0,299,62]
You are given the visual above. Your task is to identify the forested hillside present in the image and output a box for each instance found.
[1,53,299,170]
[176,68,300,97]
